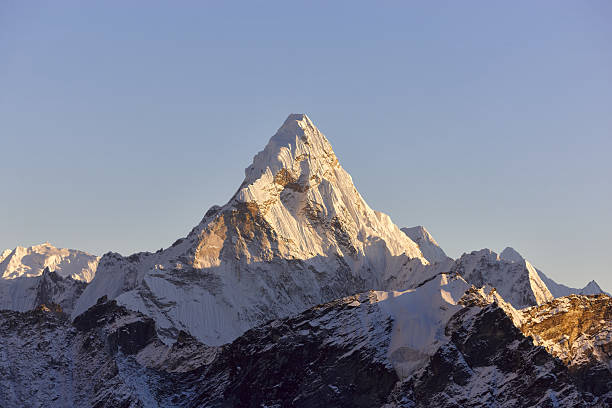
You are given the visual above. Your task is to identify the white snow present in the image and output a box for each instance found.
[373,273,470,377]
[0,242,98,282]
[401,226,450,264]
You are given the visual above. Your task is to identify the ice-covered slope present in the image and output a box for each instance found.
[401,226,450,264]
[0,242,99,282]
[454,249,554,309]
[500,246,609,298]
[74,114,431,345]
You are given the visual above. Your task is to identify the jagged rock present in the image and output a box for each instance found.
[385,303,611,407]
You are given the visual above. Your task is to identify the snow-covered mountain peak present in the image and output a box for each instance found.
[75,114,428,345]
[237,113,341,206]
[0,243,99,282]
[499,246,609,298]
[454,248,554,309]
[401,226,449,264]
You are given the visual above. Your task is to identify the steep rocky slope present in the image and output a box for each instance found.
[73,114,434,345]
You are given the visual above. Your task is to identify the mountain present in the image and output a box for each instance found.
[73,114,436,345]
[0,243,97,314]
[500,246,609,298]
[401,226,450,264]
[398,230,559,310]
[2,277,609,407]
[0,242,99,282]
[3,112,612,407]
[453,249,554,309]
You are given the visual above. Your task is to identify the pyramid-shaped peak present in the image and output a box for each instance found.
[241,114,338,191]
[500,247,525,263]
[282,113,313,127]
[402,226,431,239]
[270,113,324,147]
[401,226,448,264]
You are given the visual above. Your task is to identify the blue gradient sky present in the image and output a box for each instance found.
[1,1,611,291]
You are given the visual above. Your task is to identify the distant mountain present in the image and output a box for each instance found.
[0,243,97,314]
[452,248,554,309]
[500,246,609,297]
[398,228,608,309]
[0,242,98,282]
[398,228,554,309]
[73,114,433,345]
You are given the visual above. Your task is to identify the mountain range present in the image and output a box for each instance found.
[1,114,610,407]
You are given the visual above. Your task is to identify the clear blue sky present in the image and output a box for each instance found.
[1,1,610,291]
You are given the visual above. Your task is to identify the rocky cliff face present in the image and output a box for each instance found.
[520,294,612,397]
[0,297,213,408]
